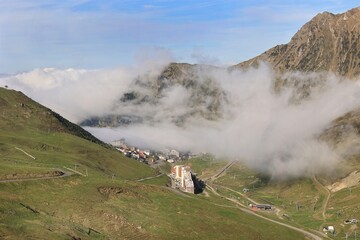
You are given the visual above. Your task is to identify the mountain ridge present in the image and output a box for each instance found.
[232,7,360,78]
[0,87,107,147]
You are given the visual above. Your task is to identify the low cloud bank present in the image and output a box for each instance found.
[2,61,360,179]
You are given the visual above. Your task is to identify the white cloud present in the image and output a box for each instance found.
[4,61,360,179]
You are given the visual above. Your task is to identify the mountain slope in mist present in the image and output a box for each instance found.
[233,7,360,78]
[76,6,360,180]
[81,63,227,127]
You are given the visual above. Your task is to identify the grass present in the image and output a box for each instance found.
[182,154,229,179]
[0,129,154,180]
[211,157,360,239]
[215,161,259,189]
[141,174,170,186]
[0,87,308,239]
[216,163,328,229]
[325,185,360,239]
[0,173,307,239]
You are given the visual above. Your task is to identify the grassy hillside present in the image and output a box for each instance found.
[0,87,155,180]
[0,87,313,239]
[212,160,360,240]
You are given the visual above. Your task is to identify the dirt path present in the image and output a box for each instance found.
[204,163,324,240]
[0,169,72,183]
[165,187,194,199]
[312,175,331,221]
[137,173,164,182]
[217,184,285,219]
[14,147,36,159]
[206,182,323,240]
[206,161,236,181]
[218,185,259,204]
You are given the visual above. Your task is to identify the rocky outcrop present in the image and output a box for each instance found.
[233,7,360,78]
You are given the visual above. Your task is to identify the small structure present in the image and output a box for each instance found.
[322,226,335,235]
[243,188,250,193]
[344,219,358,224]
[250,204,272,211]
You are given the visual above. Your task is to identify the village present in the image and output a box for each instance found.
[111,139,359,237]
[111,138,205,194]
[111,139,198,166]
[111,139,275,199]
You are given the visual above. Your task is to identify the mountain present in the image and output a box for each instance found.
[3,6,360,238]
[0,87,155,179]
[81,63,227,127]
[81,8,360,129]
[0,87,309,239]
[0,87,107,147]
[230,7,360,159]
[320,108,360,151]
[233,7,360,78]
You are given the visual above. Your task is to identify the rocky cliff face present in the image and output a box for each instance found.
[233,7,360,78]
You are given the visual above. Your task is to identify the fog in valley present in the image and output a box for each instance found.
[2,54,360,179]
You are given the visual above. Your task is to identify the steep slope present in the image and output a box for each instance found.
[0,87,106,146]
[0,87,155,179]
[0,86,158,180]
[233,7,360,78]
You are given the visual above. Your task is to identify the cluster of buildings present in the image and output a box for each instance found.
[111,139,200,166]
[169,165,195,194]
[111,139,204,194]
[112,139,206,194]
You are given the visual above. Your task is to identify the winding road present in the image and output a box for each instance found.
[205,162,325,240]
[312,175,332,234]
[206,160,236,181]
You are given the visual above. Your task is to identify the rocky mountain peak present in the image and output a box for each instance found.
[233,7,360,78]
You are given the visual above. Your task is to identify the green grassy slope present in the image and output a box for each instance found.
[0,87,307,239]
[214,160,360,240]
[0,87,154,180]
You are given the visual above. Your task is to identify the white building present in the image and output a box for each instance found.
[170,165,194,194]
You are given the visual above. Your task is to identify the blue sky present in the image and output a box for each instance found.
[0,0,359,73]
